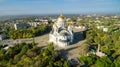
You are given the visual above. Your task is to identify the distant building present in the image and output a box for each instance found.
[5,22,13,26]
[104,17,109,19]
[75,25,87,31]
[97,26,104,29]
[103,28,108,32]
[14,23,30,30]
[38,18,51,24]
[51,19,57,22]
[113,16,119,18]
[97,25,108,32]
[94,20,101,23]
[77,18,82,22]
[41,20,49,24]
[86,15,91,17]
[28,22,38,27]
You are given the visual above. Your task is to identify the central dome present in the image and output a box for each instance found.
[57,14,65,22]
[59,14,65,19]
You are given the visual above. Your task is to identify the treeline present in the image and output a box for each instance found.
[79,25,120,67]
[8,24,51,39]
[0,43,70,67]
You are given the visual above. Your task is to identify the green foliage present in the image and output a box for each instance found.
[0,43,69,67]
[95,57,112,67]
[80,55,113,67]
[114,56,120,67]
[63,61,70,67]
[83,18,120,67]
[80,54,97,66]
[8,24,51,39]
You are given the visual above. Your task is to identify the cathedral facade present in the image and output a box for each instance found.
[49,14,74,47]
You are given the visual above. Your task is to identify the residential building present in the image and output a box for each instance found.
[14,23,30,30]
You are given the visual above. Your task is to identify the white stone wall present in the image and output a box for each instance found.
[57,41,68,47]
[49,14,74,47]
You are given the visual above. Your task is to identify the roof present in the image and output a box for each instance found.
[53,23,58,29]
[59,30,70,36]
[59,14,65,19]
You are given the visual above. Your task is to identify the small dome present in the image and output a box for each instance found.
[53,23,58,29]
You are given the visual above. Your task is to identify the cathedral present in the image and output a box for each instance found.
[49,14,74,47]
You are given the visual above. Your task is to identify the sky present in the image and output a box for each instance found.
[0,0,120,16]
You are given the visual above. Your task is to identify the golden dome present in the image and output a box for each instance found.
[58,14,65,19]
[57,14,65,22]
[68,23,72,27]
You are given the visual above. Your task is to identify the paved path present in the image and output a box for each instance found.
[53,29,87,65]
[35,34,49,47]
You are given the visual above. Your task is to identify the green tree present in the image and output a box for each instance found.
[114,56,120,67]
[95,57,112,67]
